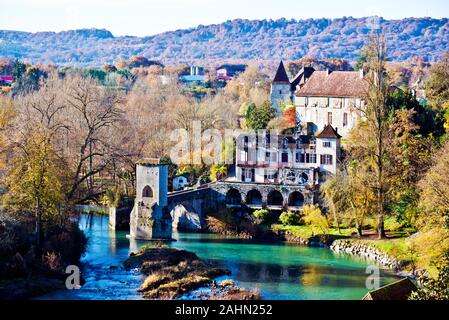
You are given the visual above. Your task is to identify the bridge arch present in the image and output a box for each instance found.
[246,189,263,206]
[225,188,242,206]
[170,204,202,232]
[288,191,305,207]
[267,190,283,207]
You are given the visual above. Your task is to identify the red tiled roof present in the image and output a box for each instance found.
[316,125,342,139]
[296,71,368,98]
[0,76,14,82]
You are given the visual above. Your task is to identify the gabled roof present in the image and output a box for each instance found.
[273,61,290,84]
[296,70,368,98]
[290,67,315,91]
[363,278,417,301]
[316,125,342,139]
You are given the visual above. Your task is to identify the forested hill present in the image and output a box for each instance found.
[1,17,448,66]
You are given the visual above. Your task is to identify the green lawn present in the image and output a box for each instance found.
[271,224,356,239]
[358,238,414,263]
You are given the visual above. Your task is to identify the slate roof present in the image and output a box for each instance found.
[290,67,315,91]
[363,278,417,301]
[316,125,342,139]
[273,61,290,84]
[296,70,368,98]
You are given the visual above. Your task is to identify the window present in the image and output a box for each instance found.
[328,112,333,125]
[320,155,333,165]
[270,152,277,162]
[323,142,331,148]
[142,186,153,198]
[282,153,289,163]
[266,151,271,159]
[343,113,348,127]
[305,153,317,164]
[244,169,254,182]
[296,152,305,163]
[265,170,277,180]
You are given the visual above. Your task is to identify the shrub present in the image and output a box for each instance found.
[302,205,329,235]
[279,211,300,226]
[252,209,270,223]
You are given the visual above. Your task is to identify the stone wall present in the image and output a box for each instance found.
[331,240,403,271]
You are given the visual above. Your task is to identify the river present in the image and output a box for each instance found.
[37,214,399,300]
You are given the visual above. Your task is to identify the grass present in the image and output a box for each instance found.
[358,238,414,263]
[124,246,231,300]
[272,224,356,239]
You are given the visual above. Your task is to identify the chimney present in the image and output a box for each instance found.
[359,69,364,79]
[326,69,331,76]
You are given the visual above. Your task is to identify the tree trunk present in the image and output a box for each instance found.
[377,214,386,239]
[356,222,363,238]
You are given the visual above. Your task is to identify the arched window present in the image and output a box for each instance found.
[267,190,284,206]
[288,192,304,207]
[142,185,153,198]
[225,189,242,205]
[246,190,263,206]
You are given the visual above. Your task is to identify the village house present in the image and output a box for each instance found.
[270,61,368,138]
[216,64,247,81]
[231,61,365,208]
[234,124,341,188]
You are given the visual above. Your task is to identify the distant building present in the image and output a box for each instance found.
[0,75,15,87]
[216,64,247,81]
[179,66,208,83]
[173,175,190,191]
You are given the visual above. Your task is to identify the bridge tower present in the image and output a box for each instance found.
[129,159,172,240]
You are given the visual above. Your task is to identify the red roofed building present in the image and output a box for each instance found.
[295,69,368,138]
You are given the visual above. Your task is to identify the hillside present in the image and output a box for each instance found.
[0,17,448,66]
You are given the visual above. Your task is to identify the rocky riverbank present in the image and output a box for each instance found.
[124,245,259,300]
[330,240,404,271]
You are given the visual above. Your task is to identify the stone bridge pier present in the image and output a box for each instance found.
[129,160,172,240]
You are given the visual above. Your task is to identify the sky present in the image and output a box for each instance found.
[1,0,448,37]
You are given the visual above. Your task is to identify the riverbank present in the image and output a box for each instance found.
[124,244,260,300]
[270,224,421,277]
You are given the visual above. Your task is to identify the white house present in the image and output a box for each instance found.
[235,124,341,187]
[270,61,368,139]
[173,175,190,191]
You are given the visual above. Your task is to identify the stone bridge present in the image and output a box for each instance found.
[210,181,318,212]
[119,161,319,240]
[166,181,318,232]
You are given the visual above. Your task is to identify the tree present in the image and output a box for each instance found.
[425,52,449,133]
[411,140,449,273]
[409,256,449,300]
[252,209,270,224]
[4,131,68,248]
[63,75,124,202]
[426,52,449,110]
[245,100,276,131]
[302,205,329,235]
[0,96,15,170]
[210,164,227,182]
[352,32,390,239]
[279,211,300,226]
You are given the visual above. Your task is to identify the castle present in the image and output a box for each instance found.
[235,61,367,187]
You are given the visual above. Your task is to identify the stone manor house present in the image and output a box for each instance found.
[232,61,367,209]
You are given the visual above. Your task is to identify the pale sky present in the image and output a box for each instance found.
[1,0,448,37]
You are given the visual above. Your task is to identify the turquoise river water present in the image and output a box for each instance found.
[37,214,399,300]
